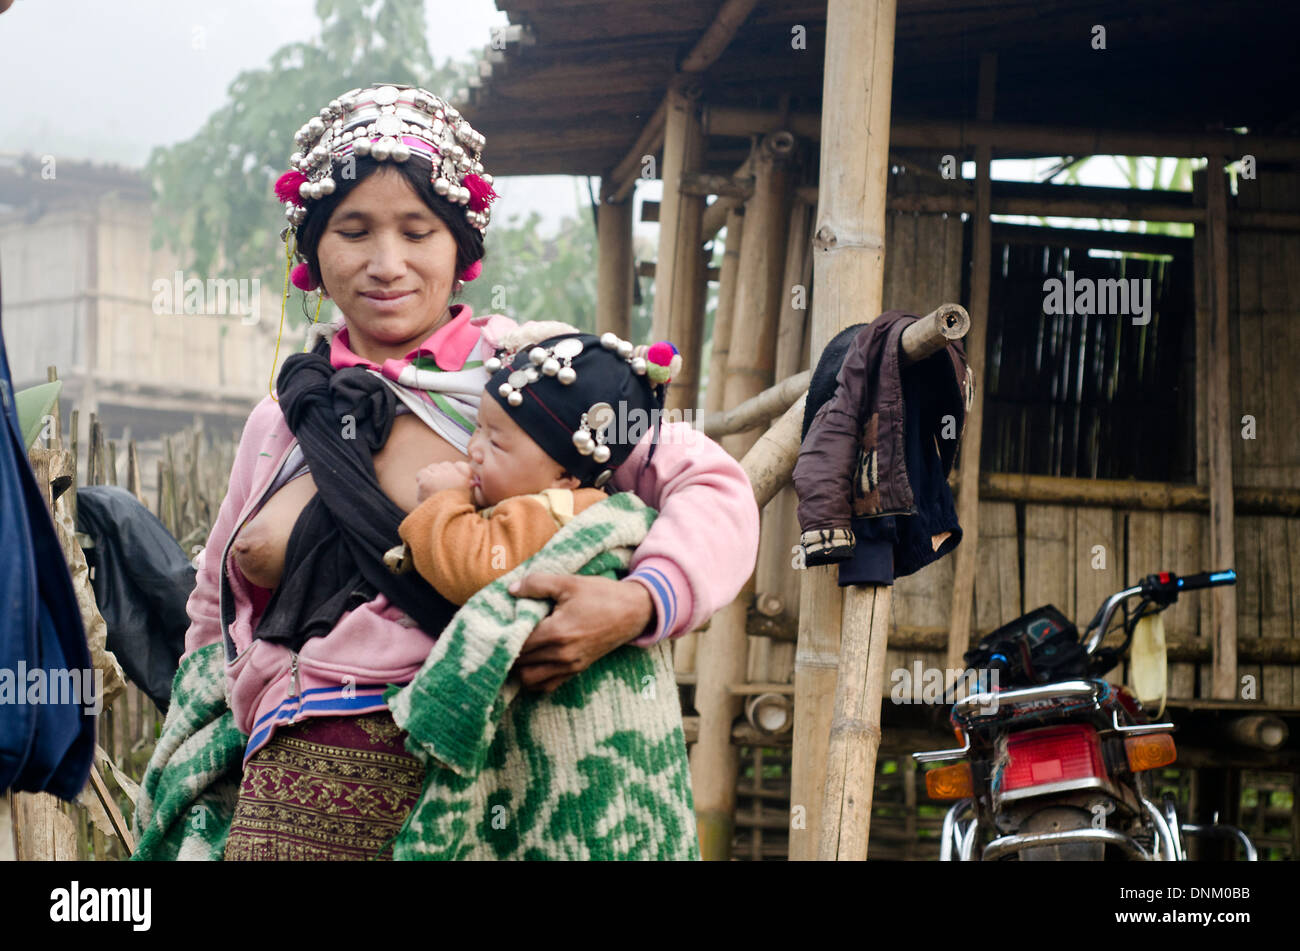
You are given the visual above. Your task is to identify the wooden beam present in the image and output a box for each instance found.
[595,197,633,339]
[680,171,755,199]
[1205,156,1238,700]
[604,100,667,204]
[707,106,1300,160]
[947,51,996,724]
[961,472,1300,517]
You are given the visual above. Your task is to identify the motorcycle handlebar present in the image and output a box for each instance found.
[1085,569,1237,656]
[1176,569,1237,591]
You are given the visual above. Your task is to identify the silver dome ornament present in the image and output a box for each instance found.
[308,182,323,200]
[573,430,595,454]
[524,367,540,383]
[370,138,392,161]
[328,98,341,114]
[542,357,560,377]
[481,173,494,186]
[617,340,634,359]
[307,117,325,136]
[484,356,502,372]
[284,204,298,221]
[353,137,371,157]
[299,181,313,201]
[290,151,305,166]
[557,366,577,385]
[372,85,400,106]
[600,332,620,350]
[593,444,611,464]
[433,177,450,196]
[529,346,548,366]
[498,382,513,398]
[319,177,336,196]
[594,469,613,489]
[631,356,647,375]
[391,141,411,162]
[507,390,523,407]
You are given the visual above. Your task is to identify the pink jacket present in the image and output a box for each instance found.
[182,315,759,761]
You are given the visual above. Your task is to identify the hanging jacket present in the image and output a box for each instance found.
[0,283,96,800]
[76,486,195,712]
[793,310,973,582]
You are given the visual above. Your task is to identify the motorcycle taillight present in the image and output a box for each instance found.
[1002,724,1105,793]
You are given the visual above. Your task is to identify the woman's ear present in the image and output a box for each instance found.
[555,470,581,491]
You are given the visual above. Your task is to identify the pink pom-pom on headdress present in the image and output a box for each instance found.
[290,262,318,291]
[458,259,482,282]
[275,170,309,207]
[646,340,682,385]
[463,173,498,212]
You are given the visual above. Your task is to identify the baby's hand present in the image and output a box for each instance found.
[416,460,472,502]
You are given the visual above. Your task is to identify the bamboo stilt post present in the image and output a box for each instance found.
[754,196,815,684]
[127,439,144,504]
[106,439,118,487]
[691,131,795,861]
[946,53,997,681]
[720,135,795,459]
[1205,155,1238,699]
[790,0,897,862]
[596,196,634,340]
[704,206,744,415]
[652,78,708,412]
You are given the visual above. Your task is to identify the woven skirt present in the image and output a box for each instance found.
[223,710,425,861]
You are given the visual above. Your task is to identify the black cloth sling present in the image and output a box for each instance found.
[252,347,457,652]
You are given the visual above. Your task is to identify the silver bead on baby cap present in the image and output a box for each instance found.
[572,401,615,463]
[495,336,585,405]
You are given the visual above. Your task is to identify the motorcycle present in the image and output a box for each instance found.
[913,568,1258,861]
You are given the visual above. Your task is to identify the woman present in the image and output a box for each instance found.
[171,84,759,860]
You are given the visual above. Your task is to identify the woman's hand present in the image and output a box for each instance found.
[508,574,655,693]
[415,460,472,503]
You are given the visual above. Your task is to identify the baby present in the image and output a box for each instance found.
[395,330,679,605]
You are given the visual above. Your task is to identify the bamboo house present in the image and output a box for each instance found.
[459,0,1300,859]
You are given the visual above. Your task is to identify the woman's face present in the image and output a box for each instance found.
[316,167,459,364]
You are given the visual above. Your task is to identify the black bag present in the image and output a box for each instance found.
[963,605,1087,687]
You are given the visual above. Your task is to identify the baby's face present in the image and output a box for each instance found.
[468,396,573,507]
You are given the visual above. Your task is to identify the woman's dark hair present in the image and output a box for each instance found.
[295,153,485,291]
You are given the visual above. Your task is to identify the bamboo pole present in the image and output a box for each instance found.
[699,370,809,438]
[704,206,744,415]
[1205,155,1238,700]
[720,133,795,458]
[595,196,634,339]
[947,53,997,685]
[651,79,707,412]
[740,395,806,510]
[791,0,897,862]
[955,472,1300,517]
[691,131,795,861]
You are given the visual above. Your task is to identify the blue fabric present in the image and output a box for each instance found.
[0,294,95,800]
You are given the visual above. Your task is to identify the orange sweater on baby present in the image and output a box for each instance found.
[398,486,610,604]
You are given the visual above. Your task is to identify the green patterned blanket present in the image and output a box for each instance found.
[131,491,698,860]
